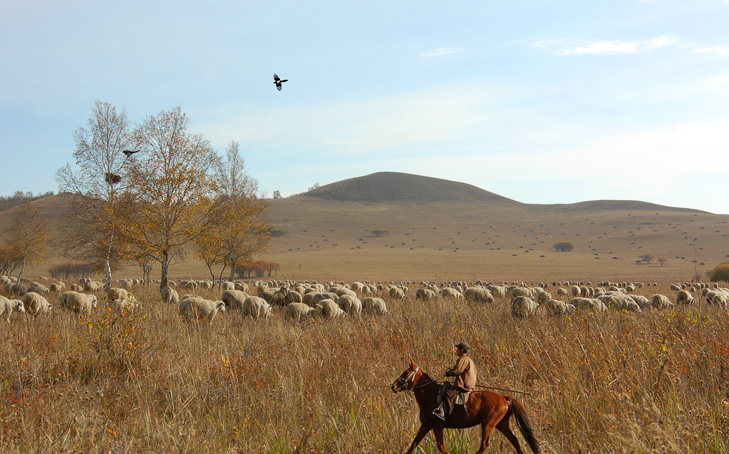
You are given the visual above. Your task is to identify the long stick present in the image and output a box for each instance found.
[475,384,531,395]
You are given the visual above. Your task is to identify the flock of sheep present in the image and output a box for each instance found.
[1,274,727,325]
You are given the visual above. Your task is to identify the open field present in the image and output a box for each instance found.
[1,282,728,453]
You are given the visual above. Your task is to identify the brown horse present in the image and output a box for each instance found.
[392,360,540,454]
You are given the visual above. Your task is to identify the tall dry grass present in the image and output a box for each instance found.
[1,284,728,453]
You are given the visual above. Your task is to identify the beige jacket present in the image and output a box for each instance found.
[446,354,477,392]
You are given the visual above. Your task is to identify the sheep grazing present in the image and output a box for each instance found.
[416,288,438,301]
[598,293,642,313]
[178,296,226,324]
[389,287,406,300]
[486,285,507,299]
[21,292,52,317]
[439,287,463,300]
[337,295,362,317]
[49,282,66,293]
[160,286,180,305]
[362,297,388,315]
[221,281,235,291]
[242,296,272,321]
[315,299,347,320]
[221,289,249,312]
[511,296,538,318]
[576,298,608,313]
[284,290,303,304]
[108,287,136,311]
[651,294,673,310]
[285,302,315,321]
[464,287,495,304]
[706,289,729,309]
[83,280,103,292]
[0,296,25,322]
[60,291,98,315]
[543,299,576,317]
[675,289,695,305]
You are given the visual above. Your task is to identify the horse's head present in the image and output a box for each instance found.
[391,360,422,393]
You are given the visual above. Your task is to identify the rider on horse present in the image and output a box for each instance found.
[433,342,477,420]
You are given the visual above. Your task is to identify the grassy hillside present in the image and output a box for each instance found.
[2,173,728,283]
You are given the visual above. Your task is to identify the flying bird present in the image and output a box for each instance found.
[122,149,140,157]
[273,74,288,91]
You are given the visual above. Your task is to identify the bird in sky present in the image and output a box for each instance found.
[122,149,139,157]
[273,74,288,91]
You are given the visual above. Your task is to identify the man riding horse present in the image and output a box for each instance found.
[433,342,476,420]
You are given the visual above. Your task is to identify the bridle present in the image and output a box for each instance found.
[395,367,420,391]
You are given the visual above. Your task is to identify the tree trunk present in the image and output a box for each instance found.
[160,250,169,289]
[16,253,27,282]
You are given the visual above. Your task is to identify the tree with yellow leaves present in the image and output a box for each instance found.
[120,107,221,289]
[193,141,270,285]
[4,202,48,282]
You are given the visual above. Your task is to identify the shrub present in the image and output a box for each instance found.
[371,229,390,237]
[553,241,574,252]
[709,262,729,283]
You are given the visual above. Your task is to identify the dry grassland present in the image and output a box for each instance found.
[1,283,728,453]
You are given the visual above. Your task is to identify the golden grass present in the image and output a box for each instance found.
[1,283,728,453]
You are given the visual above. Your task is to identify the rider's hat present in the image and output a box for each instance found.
[455,342,470,352]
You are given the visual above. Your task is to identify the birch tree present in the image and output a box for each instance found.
[56,100,135,289]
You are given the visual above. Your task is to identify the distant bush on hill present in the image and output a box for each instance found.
[270,229,287,237]
[709,262,729,283]
[553,241,574,252]
[0,191,54,211]
[371,229,390,237]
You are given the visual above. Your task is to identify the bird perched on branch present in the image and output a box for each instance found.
[122,149,139,157]
[273,74,288,91]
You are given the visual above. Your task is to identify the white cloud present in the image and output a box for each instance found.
[418,47,465,58]
[693,46,729,56]
[538,35,679,56]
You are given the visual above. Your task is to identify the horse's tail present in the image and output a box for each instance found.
[508,397,540,453]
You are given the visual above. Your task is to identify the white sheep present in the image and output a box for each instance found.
[83,280,103,292]
[49,282,66,293]
[362,297,388,315]
[108,287,134,310]
[315,299,347,320]
[487,285,507,299]
[576,298,608,312]
[439,287,463,300]
[416,288,438,301]
[22,292,51,317]
[337,295,362,317]
[651,294,673,309]
[284,290,303,304]
[160,286,180,305]
[464,287,495,304]
[511,296,538,318]
[241,296,271,321]
[285,302,315,321]
[178,296,226,324]
[389,287,406,300]
[0,296,25,322]
[598,293,642,313]
[675,289,695,305]
[60,291,98,315]
[706,289,729,309]
[221,290,249,311]
[543,299,576,317]
[221,281,235,291]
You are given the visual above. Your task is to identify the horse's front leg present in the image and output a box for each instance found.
[405,424,432,454]
[433,426,450,454]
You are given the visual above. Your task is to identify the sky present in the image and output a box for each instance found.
[2,0,729,214]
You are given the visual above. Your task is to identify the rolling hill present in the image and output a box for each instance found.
[2,172,727,282]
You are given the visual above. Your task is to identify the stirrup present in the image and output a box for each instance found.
[432,407,445,420]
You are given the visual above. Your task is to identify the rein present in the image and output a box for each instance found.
[396,368,444,391]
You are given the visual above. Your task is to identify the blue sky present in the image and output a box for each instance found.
[2,0,728,213]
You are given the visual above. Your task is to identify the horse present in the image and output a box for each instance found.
[391,360,540,454]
